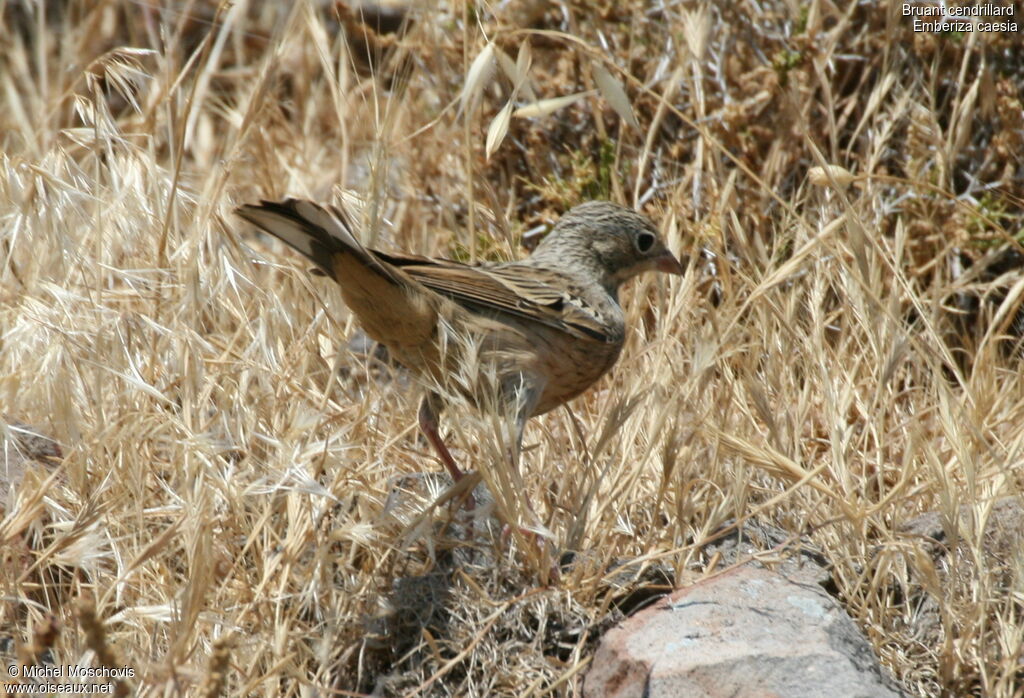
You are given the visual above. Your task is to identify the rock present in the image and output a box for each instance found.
[377,471,497,544]
[345,1,412,36]
[335,1,415,84]
[701,518,832,587]
[1,421,62,507]
[895,497,1024,649]
[898,497,1024,568]
[584,565,903,698]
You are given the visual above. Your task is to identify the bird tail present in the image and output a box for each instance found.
[236,198,442,364]
[235,198,396,283]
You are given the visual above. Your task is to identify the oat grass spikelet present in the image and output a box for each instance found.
[2,1,1023,695]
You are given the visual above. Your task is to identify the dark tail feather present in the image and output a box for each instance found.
[235,198,380,281]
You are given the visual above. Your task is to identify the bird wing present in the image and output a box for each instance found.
[237,198,616,346]
[374,251,615,343]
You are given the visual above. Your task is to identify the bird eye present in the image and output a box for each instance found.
[635,231,656,253]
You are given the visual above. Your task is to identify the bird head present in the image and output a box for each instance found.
[532,201,683,294]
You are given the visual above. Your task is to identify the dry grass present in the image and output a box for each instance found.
[2,1,1023,696]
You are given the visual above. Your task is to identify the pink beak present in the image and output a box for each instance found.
[655,251,685,275]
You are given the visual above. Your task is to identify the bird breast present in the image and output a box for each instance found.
[528,328,624,416]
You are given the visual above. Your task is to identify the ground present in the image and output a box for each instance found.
[1,1,1023,696]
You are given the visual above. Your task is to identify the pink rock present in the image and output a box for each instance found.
[584,565,902,698]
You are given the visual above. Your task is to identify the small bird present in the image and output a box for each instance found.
[235,198,682,485]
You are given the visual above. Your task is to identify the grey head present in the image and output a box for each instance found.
[528,201,683,296]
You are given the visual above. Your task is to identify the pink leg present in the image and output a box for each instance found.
[418,395,477,517]
[418,396,464,482]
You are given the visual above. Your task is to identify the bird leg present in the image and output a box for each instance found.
[417,394,463,482]
[418,394,478,519]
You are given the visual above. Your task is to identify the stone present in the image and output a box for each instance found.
[895,497,1024,650]
[584,565,903,698]
[1,421,61,507]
